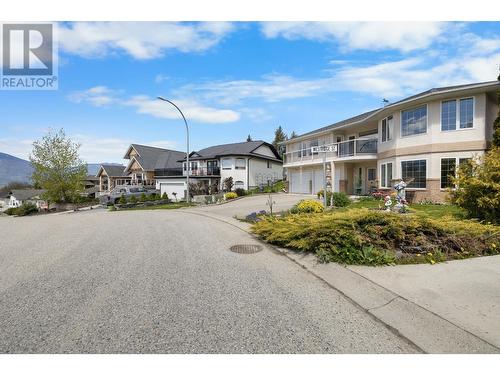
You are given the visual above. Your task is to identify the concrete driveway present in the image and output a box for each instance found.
[190,193,315,219]
[0,208,417,353]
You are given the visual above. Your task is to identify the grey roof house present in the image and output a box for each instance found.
[154,140,283,199]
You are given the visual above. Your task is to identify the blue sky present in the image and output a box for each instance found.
[1,21,499,163]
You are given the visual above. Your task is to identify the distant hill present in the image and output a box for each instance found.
[0,152,33,187]
[0,152,122,186]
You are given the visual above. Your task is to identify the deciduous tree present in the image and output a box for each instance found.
[29,129,87,203]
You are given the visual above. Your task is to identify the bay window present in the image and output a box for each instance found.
[441,97,474,131]
[401,105,427,137]
[401,160,426,188]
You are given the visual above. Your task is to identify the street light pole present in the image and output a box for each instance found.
[157,97,190,203]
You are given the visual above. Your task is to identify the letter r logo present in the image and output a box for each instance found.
[2,24,53,75]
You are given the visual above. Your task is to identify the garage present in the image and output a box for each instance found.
[289,167,325,194]
[159,179,186,200]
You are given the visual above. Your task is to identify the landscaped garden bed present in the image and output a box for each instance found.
[251,200,499,266]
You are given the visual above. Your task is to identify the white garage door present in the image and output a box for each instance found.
[290,170,313,194]
[160,181,186,200]
[313,168,324,195]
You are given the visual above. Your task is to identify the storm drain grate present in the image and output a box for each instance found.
[230,244,263,254]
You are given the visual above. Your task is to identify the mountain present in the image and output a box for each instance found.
[0,152,33,187]
[0,152,122,186]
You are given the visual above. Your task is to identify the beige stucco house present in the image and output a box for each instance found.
[281,81,499,202]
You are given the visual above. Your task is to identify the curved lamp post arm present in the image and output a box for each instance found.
[157,97,190,203]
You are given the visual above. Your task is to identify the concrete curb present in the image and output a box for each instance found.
[178,209,500,354]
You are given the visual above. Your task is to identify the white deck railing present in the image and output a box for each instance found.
[283,137,377,165]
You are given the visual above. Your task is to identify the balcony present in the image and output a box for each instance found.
[155,166,220,177]
[283,137,378,166]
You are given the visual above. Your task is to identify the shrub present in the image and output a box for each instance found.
[331,192,351,207]
[118,195,127,204]
[225,192,238,200]
[252,208,499,266]
[234,188,247,197]
[129,195,138,204]
[317,190,351,207]
[292,199,324,214]
[139,193,147,202]
[223,177,234,192]
[450,150,500,223]
[161,192,168,200]
[5,202,39,216]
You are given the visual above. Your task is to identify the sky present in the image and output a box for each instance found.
[1,21,499,163]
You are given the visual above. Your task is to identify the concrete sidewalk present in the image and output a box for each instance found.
[184,203,500,353]
[349,256,500,348]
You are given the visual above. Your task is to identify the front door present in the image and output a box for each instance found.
[354,167,364,195]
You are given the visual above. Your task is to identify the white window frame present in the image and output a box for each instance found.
[440,96,475,132]
[439,156,473,190]
[235,158,246,170]
[401,158,427,189]
[381,115,393,142]
[400,104,428,138]
[380,162,392,188]
[221,158,232,170]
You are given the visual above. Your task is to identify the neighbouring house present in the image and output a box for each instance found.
[281,81,500,202]
[96,145,185,194]
[154,140,283,199]
[96,164,130,193]
[5,189,47,209]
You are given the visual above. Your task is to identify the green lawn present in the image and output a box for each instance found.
[335,198,467,219]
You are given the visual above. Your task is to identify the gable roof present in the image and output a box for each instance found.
[125,144,185,171]
[97,164,128,177]
[284,80,500,144]
[9,189,46,200]
[187,140,281,161]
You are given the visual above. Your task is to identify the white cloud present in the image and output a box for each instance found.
[154,74,170,83]
[68,86,240,123]
[333,53,500,99]
[261,22,446,52]
[73,135,179,163]
[125,96,240,123]
[68,86,119,106]
[57,22,234,59]
[181,74,332,104]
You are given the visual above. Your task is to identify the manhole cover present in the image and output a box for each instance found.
[230,244,263,254]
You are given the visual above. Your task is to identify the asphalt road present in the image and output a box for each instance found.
[0,206,418,353]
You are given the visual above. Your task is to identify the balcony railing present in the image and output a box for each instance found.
[155,166,220,177]
[283,137,377,165]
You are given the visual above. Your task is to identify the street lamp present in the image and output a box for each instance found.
[157,97,190,203]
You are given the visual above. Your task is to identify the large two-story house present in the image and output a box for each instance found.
[154,140,283,199]
[96,144,185,194]
[282,81,499,202]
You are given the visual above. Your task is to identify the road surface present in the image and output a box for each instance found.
[0,205,418,353]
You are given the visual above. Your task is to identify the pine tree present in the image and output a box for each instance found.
[290,131,298,139]
[272,125,287,150]
[246,134,252,142]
